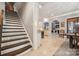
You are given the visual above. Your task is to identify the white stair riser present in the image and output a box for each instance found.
[3,29,24,31]
[3,26,23,28]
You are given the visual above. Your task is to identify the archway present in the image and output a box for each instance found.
[51,20,59,34]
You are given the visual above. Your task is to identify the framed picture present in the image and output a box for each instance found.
[61,22,65,27]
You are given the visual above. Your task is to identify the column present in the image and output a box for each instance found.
[33,2,39,49]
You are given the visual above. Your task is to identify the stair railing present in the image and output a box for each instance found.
[0,9,4,55]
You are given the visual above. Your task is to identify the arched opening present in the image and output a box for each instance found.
[51,20,59,34]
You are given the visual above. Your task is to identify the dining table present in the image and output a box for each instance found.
[66,33,79,48]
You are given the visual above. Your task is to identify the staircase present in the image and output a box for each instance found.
[1,12,32,56]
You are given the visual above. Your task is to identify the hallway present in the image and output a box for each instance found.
[23,34,64,56]
[24,34,78,56]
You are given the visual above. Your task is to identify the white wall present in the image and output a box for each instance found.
[14,2,33,41]
[14,2,40,49]
[0,2,5,11]
[14,2,23,13]
[0,2,5,23]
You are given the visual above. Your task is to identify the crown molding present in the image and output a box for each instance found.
[49,10,79,19]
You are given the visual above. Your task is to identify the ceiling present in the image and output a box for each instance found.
[39,2,79,20]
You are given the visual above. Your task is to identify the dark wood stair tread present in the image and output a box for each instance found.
[2,33,27,37]
[3,25,22,27]
[1,45,32,56]
[2,37,28,43]
[3,28,24,29]
[2,31,25,33]
[1,41,30,51]
[5,22,22,25]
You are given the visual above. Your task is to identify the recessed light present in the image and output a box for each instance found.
[43,18,48,22]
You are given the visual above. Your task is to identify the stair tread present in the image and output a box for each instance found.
[3,27,24,29]
[2,38,29,47]
[1,41,30,51]
[3,29,25,32]
[2,32,26,36]
[2,37,28,43]
[2,31,25,33]
[5,21,21,23]
[1,45,32,56]
[1,43,30,55]
[3,24,22,26]
[3,23,22,25]
[2,33,27,37]
[2,35,27,40]
[5,20,20,22]
[5,22,22,25]
[5,20,20,21]
[5,19,19,21]
[2,35,28,42]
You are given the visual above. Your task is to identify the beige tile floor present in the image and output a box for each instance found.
[23,34,65,56]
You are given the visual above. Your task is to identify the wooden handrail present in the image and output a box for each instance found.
[0,9,4,55]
